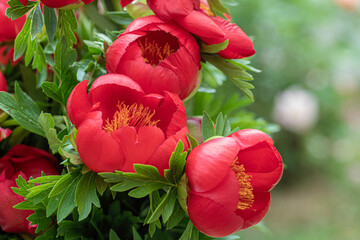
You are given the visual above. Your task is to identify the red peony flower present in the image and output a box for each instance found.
[0,0,26,42]
[106,15,201,100]
[185,129,283,237]
[0,71,7,92]
[145,0,255,59]
[19,0,94,9]
[0,145,59,234]
[67,74,189,175]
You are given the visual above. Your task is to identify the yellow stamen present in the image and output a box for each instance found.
[200,3,215,16]
[103,102,159,134]
[231,158,254,210]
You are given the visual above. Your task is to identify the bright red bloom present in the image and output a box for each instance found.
[186,129,283,237]
[0,0,26,42]
[19,0,94,8]
[0,71,7,92]
[106,15,201,100]
[0,145,59,234]
[67,74,189,175]
[145,0,255,59]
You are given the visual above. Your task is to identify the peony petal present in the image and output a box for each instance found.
[188,192,244,238]
[123,15,164,33]
[147,0,199,19]
[238,141,283,192]
[120,0,134,7]
[197,169,239,211]
[200,16,256,59]
[76,111,126,172]
[147,126,189,176]
[154,91,187,137]
[111,126,165,173]
[0,178,34,234]
[186,137,240,193]
[235,191,271,230]
[88,74,144,121]
[0,71,7,92]
[67,80,92,128]
[230,129,274,150]
[174,10,225,39]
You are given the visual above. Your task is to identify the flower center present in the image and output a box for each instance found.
[103,102,159,134]
[231,158,254,210]
[137,31,179,67]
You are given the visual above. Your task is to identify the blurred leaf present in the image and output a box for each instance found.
[186,133,199,150]
[165,202,186,230]
[208,0,230,16]
[200,40,229,54]
[132,227,142,240]
[57,220,86,239]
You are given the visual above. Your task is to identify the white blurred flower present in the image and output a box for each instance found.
[273,86,319,133]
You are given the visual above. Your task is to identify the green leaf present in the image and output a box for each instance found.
[14,16,31,61]
[200,39,229,54]
[27,209,52,233]
[46,192,64,217]
[186,133,199,150]
[208,0,230,16]
[39,112,61,153]
[5,0,37,20]
[25,38,36,66]
[0,83,44,136]
[179,221,200,240]
[13,200,41,210]
[43,6,57,43]
[41,82,62,104]
[146,188,177,224]
[164,141,187,184]
[32,41,47,72]
[109,229,121,240]
[12,175,33,197]
[132,227,142,240]
[27,182,55,204]
[57,220,86,239]
[31,4,43,40]
[57,176,78,223]
[202,111,215,141]
[96,175,108,196]
[49,171,77,198]
[75,171,101,221]
[215,112,225,136]
[166,202,186,230]
[35,225,58,240]
[58,9,78,46]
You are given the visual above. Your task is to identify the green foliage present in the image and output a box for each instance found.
[208,0,230,17]
[201,111,238,141]
[5,0,37,20]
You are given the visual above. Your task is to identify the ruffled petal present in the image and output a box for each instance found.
[111,126,165,173]
[76,111,126,172]
[230,129,274,150]
[174,10,225,39]
[147,126,189,176]
[186,137,240,193]
[123,15,164,33]
[235,191,271,230]
[188,192,244,238]
[238,141,283,192]
[67,80,92,128]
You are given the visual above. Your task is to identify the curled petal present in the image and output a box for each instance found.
[235,191,271,230]
[67,80,92,128]
[174,10,225,39]
[188,192,244,238]
[229,129,274,150]
[124,15,164,33]
[76,111,126,172]
[237,141,283,192]
[186,137,240,193]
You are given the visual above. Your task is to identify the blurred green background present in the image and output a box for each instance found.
[227,0,360,239]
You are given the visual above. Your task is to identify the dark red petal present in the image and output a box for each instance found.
[0,70,7,92]
[186,137,240,193]
[235,191,271,230]
[147,0,199,19]
[0,179,34,234]
[88,74,144,121]
[154,91,187,137]
[174,10,225,39]
[188,192,244,238]
[229,129,274,150]
[120,0,134,7]
[111,126,165,173]
[67,80,92,128]
[76,111,126,172]
[18,0,28,6]
[201,16,255,59]
[146,126,189,176]
[197,169,239,211]
[106,33,143,73]
[237,141,283,192]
